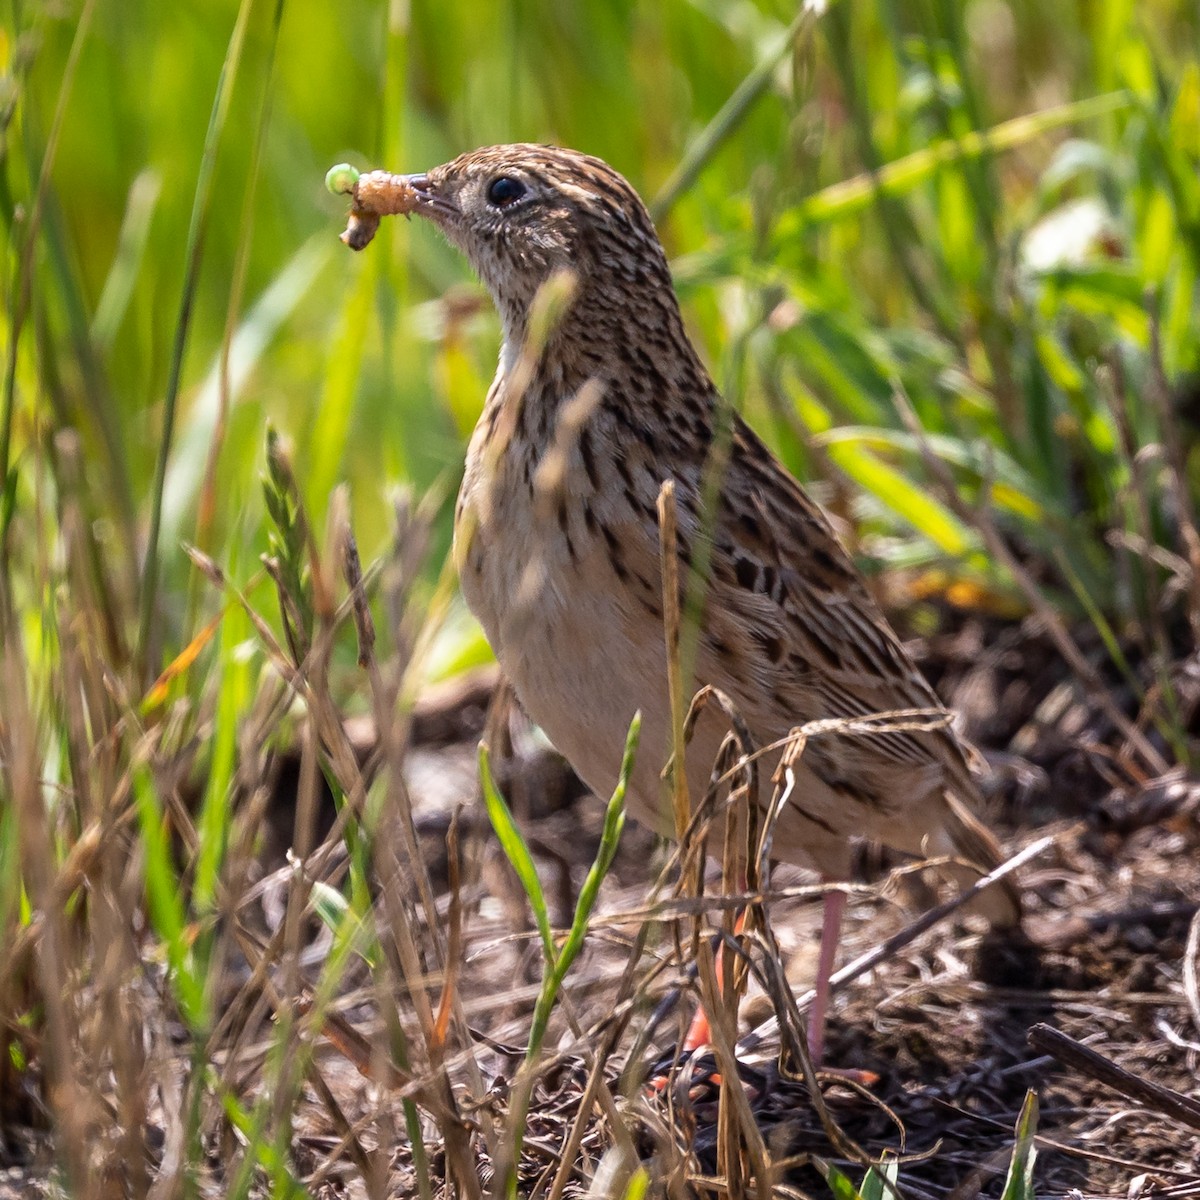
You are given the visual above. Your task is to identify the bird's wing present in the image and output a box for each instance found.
[696,418,981,807]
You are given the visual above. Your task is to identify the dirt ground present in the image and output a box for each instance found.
[294,612,1200,1196]
[2,611,1198,1198]
[387,610,1200,1198]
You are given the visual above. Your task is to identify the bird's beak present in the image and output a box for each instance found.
[403,173,459,222]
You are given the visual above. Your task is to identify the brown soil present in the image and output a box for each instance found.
[3,613,1198,1199]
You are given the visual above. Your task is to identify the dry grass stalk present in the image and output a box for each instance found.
[1028,1023,1200,1133]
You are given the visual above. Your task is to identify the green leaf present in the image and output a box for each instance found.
[1001,1089,1040,1200]
[479,743,554,964]
[815,1159,865,1200]
[825,441,977,558]
[859,1154,899,1200]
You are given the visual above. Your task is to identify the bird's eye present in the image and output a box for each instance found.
[486,176,527,207]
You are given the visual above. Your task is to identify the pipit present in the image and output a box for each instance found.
[335,145,1019,1062]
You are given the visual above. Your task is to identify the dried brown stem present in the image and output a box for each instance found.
[1028,1022,1200,1132]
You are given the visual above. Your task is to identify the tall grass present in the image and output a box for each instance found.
[0,0,1197,1193]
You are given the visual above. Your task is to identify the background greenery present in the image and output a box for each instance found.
[6,0,1198,690]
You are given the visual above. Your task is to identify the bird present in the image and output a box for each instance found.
[364,143,1020,1064]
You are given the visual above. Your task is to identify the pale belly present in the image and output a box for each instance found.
[457,473,673,828]
[488,569,855,876]
[453,459,858,876]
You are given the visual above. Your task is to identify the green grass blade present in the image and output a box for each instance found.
[478,742,554,964]
[307,879,381,972]
[522,712,637,1065]
[303,261,374,517]
[160,236,331,545]
[0,0,97,519]
[549,711,637,988]
[825,441,978,558]
[132,763,206,1032]
[651,1,829,219]
[138,0,257,681]
[815,1159,865,1200]
[814,426,1047,523]
[859,1152,899,1200]
[192,554,251,914]
[1000,1089,1039,1200]
[91,169,162,352]
[501,714,638,1199]
[620,1167,651,1200]
[779,91,1133,231]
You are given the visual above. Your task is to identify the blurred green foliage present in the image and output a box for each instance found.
[2,0,1198,682]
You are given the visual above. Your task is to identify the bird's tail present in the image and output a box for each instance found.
[931,792,1022,928]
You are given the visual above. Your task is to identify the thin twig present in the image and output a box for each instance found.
[658,480,691,844]
[694,939,774,1200]
[1027,1023,1200,1132]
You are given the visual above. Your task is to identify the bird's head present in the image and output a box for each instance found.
[400,144,674,343]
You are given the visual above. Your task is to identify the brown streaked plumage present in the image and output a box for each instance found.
[391,144,1018,1059]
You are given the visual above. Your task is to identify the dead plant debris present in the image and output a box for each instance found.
[2,607,1198,1199]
